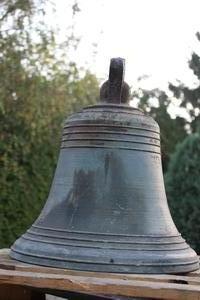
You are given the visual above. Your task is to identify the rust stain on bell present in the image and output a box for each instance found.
[10,58,199,273]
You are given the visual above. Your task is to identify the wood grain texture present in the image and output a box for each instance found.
[0,249,199,300]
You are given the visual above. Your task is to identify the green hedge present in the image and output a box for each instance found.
[165,133,200,253]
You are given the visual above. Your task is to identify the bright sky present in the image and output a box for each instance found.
[51,0,200,92]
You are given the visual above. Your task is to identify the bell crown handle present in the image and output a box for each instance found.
[108,57,125,103]
[100,57,130,104]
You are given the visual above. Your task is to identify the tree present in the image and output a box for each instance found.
[0,0,99,247]
[134,31,200,171]
[165,133,200,253]
[169,32,200,132]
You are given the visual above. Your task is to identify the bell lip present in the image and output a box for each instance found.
[10,245,199,274]
[10,228,199,274]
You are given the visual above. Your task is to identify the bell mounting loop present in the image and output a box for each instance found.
[108,57,125,103]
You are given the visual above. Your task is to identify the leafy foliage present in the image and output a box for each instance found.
[169,32,200,132]
[134,32,200,172]
[0,0,99,247]
[165,133,200,253]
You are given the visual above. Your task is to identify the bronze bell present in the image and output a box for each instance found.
[10,58,199,274]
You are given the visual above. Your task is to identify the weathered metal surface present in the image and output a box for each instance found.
[10,58,199,273]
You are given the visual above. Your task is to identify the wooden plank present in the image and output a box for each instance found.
[0,249,10,255]
[0,284,45,300]
[0,249,199,286]
[0,268,200,300]
[0,249,200,299]
[187,270,200,279]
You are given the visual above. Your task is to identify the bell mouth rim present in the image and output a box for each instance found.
[10,245,199,274]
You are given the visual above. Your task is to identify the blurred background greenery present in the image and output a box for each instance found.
[0,0,200,253]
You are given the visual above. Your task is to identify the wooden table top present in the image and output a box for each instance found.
[0,249,200,299]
